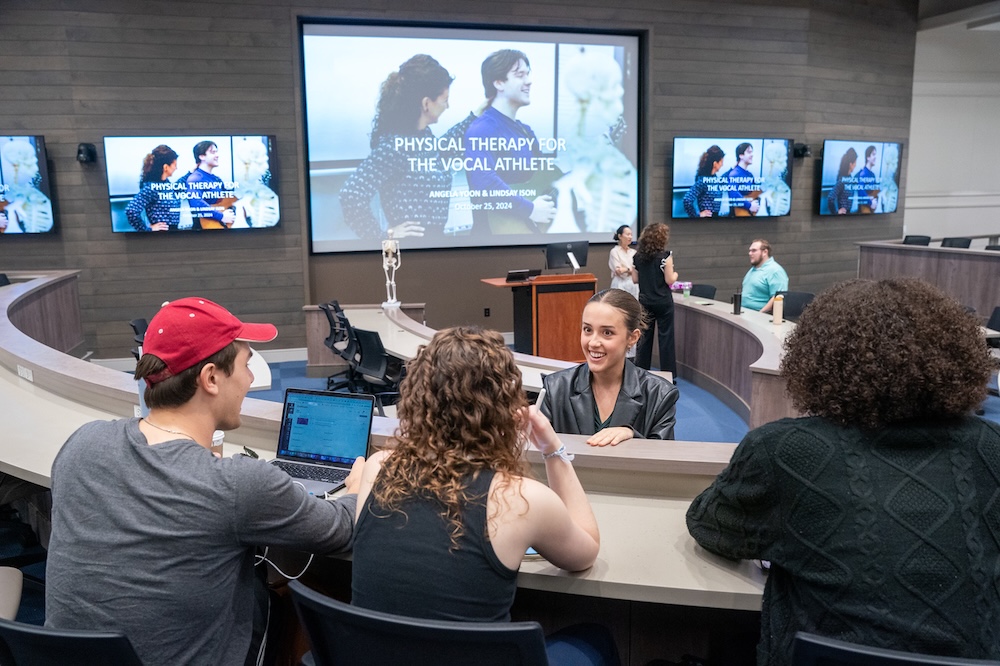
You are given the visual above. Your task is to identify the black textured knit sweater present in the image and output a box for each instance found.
[687,416,1000,665]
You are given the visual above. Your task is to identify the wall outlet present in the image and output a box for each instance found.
[484,308,490,317]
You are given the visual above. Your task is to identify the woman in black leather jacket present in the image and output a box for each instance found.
[540,289,679,444]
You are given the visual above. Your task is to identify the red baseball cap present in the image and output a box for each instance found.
[142,297,277,384]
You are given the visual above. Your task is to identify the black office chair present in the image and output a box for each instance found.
[127,318,148,361]
[791,631,1000,665]
[318,301,359,392]
[0,617,144,666]
[288,580,549,666]
[689,284,717,300]
[777,291,815,322]
[987,306,1000,350]
[901,235,931,246]
[941,237,972,248]
[352,327,404,417]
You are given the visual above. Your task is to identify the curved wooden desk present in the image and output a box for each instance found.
[857,240,1000,320]
[0,272,764,618]
[349,300,799,428]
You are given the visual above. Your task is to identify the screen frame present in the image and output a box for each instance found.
[817,138,904,216]
[545,240,590,269]
[0,135,55,235]
[298,16,650,256]
[669,136,794,220]
[101,134,280,234]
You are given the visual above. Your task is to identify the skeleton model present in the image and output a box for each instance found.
[382,238,401,307]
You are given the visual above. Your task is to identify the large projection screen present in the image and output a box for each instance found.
[301,20,644,254]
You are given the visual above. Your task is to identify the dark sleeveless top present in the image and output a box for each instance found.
[634,249,673,305]
[351,468,519,622]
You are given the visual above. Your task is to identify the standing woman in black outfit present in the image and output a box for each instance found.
[631,222,678,374]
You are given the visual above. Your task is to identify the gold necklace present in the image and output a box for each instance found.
[143,418,195,441]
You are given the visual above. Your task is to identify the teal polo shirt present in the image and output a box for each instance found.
[741,257,788,311]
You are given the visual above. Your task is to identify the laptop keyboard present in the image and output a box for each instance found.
[272,460,349,484]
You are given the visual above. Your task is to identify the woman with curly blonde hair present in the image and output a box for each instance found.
[687,278,1000,665]
[350,327,615,657]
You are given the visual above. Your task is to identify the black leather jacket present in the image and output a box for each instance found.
[540,361,678,440]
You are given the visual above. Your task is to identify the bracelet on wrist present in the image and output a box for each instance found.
[542,444,574,462]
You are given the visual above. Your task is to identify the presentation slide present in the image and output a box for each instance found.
[301,21,643,254]
[103,135,279,233]
[671,137,793,219]
[0,135,54,234]
[819,140,902,215]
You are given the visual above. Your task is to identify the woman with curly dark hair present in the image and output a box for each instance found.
[687,278,1000,665]
[631,222,679,374]
[124,144,179,231]
[351,327,618,664]
[339,54,485,242]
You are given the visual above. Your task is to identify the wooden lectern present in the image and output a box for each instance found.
[482,273,597,362]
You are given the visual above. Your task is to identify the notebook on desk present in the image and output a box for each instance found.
[269,388,374,496]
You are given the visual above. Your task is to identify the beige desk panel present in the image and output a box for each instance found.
[518,492,764,611]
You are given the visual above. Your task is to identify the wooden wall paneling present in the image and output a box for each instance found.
[0,0,919,358]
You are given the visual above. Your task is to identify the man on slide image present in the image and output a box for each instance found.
[182,140,236,229]
[464,49,556,233]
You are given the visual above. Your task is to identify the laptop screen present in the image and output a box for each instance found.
[277,389,373,464]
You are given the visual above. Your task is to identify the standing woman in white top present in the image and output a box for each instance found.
[608,225,639,299]
[609,225,639,358]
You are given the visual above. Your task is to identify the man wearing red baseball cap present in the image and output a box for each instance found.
[46,297,363,666]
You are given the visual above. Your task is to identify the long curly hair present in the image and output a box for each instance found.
[635,222,670,263]
[373,326,529,548]
[781,278,994,430]
[696,145,725,178]
[139,144,178,186]
[370,54,453,149]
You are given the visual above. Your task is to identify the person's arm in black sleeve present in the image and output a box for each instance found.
[686,427,778,560]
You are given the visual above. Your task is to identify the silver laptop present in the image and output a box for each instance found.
[269,388,375,496]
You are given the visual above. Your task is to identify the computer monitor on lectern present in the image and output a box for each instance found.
[545,241,589,274]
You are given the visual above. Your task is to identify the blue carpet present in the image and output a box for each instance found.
[255,361,1000,442]
[256,361,750,443]
[672,378,748,443]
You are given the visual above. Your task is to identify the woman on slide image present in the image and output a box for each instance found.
[125,145,180,232]
[827,147,856,215]
[352,326,619,665]
[339,54,485,243]
[540,289,679,444]
[681,145,725,217]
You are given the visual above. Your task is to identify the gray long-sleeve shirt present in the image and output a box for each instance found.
[46,417,356,666]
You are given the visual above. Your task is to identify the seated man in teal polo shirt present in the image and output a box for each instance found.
[741,238,788,313]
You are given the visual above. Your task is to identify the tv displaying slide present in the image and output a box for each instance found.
[1,135,54,234]
[103,135,279,233]
[301,20,644,254]
[671,137,793,219]
[819,140,902,215]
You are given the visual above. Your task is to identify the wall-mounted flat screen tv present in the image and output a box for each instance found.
[671,137,793,219]
[103,135,279,233]
[301,19,644,254]
[818,140,903,215]
[1,135,54,234]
